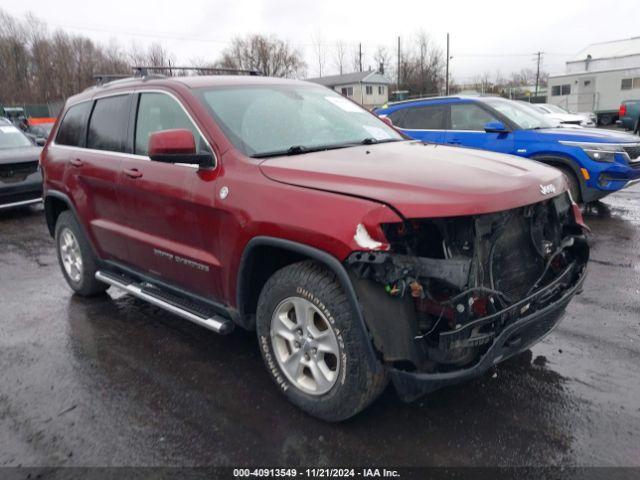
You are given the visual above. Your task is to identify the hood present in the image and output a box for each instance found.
[259,141,566,218]
[547,113,584,123]
[531,127,640,143]
[0,146,42,165]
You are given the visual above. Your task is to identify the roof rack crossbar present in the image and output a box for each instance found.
[132,66,263,76]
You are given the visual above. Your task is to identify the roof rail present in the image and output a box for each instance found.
[89,66,264,91]
[132,66,263,77]
[385,94,461,107]
[93,74,133,86]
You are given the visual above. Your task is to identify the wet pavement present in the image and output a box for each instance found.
[1,186,639,468]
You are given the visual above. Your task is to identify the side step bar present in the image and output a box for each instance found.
[95,270,233,334]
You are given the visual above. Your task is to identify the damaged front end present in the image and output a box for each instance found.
[346,193,589,401]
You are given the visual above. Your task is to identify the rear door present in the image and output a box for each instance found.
[116,90,224,299]
[55,95,132,262]
[444,102,515,154]
[386,103,446,143]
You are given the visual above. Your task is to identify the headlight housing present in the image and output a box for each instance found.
[559,141,629,163]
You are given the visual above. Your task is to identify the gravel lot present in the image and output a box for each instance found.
[1,185,639,467]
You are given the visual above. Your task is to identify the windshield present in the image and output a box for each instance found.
[0,124,33,149]
[485,99,556,130]
[543,104,570,114]
[197,84,403,157]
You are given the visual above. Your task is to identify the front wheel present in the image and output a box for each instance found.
[256,260,387,421]
[556,166,582,204]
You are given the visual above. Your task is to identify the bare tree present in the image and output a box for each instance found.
[334,40,347,75]
[350,44,363,73]
[216,34,305,78]
[373,45,391,74]
[0,8,130,105]
[397,31,444,95]
[311,31,326,77]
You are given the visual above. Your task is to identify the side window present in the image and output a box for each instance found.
[393,105,446,130]
[55,102,91,147]
[450,103,497,131]
[87,95,131,152]
[135,92,210,156]
[386,109,406,126]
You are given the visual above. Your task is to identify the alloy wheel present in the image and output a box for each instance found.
[59,228,83,283]
[270,296,341,395]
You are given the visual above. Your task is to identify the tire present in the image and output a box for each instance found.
[256,260,388,421]
[599,114,613,126]
[54,210,108,296]
[556,165,582,204]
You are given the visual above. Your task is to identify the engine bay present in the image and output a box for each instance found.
[346,193,589,372]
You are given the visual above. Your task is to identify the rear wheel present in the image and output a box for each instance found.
[256,260,388,421]
[55,211,108,296]
[599,113,614,126]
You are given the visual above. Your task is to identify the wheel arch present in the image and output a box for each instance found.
[44,190,99,256]
[529,153,586,202]
[236,236,381,371]
[44,190,73,237]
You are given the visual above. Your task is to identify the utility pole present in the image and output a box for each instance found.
[397,36,401,90]
[445,33,450,95]
[534,51,542,97]
[359,43,363,72]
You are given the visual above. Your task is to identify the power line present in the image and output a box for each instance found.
[43,20,577,58]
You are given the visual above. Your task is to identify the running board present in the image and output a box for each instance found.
[95,270,234,334]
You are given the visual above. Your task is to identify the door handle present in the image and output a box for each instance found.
[123,168,143,179]
[70,158,84,167]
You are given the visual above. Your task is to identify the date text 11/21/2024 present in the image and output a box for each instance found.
[232,468,401,478]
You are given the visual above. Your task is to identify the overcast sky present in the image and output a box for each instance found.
[3,0,639,82]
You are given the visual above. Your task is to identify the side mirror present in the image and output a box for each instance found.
[148,129,214,169]
[484,121,509,134]
[36,138,46,146]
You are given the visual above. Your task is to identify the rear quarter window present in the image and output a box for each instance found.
[55,102,92,147]
[87,95,132,152]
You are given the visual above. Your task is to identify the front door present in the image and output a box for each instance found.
[116,90,224,300]
[444,102,514,154]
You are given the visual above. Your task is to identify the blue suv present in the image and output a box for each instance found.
[376,96,640,202]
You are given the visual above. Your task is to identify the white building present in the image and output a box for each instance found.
[547,37,640,124]
[308,71,390,110]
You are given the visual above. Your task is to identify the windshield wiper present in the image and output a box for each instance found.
[361,137,404,144]
[252,143,350,158]
[251,138,403,158]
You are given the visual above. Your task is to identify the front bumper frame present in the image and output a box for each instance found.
[390,263,588,402]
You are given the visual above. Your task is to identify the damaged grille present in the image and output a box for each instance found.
[347,193,589,371]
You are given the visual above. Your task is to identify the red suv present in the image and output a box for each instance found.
[41,74,589,421]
